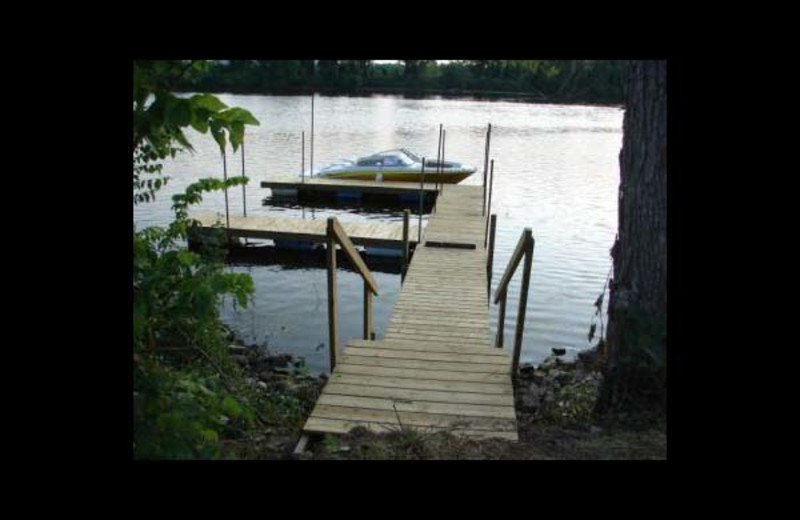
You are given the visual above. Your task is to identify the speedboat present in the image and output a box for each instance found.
[311,148,476,184]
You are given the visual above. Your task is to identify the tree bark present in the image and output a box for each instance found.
[598,60,667,416]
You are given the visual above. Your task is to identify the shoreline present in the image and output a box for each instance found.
[226,336,665,459]
[175,87,623,109]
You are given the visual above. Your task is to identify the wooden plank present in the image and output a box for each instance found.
[348,339,504,356]
[309,405,516,432]
[494,228,528,304]
[424,241,477,250]
[304,416,517,441]
[343,347,508,365]
[316,394,516,419]
[323,382,514,407]
[340,354,509,374]
[329,372,512,394]
[330,218,379,295]
[335,363,509,383]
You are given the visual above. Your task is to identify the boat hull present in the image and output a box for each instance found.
[319,170,474,184]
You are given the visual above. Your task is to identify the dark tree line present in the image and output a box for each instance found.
[176,60,625,105]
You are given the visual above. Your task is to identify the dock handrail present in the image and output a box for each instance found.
[326,217,379,372]
[493,228,535,374]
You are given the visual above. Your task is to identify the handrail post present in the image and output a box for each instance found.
[487,214,497,301]
[326,217,338,371]
[363,280,373,340]
[496,289,507,349]
[511,229,534,374]
[402,209,410,283]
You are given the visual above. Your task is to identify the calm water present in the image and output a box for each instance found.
[133,94,622,374]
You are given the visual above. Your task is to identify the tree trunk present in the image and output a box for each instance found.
[597,60,667,416]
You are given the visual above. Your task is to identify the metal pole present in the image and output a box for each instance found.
[418,158,426,244]
[310,93,315,177]
[241,139,247,218]
[485,159,495,247]
[301,131,305,184]
[222,150,230,231]
[483,123,492,215]
[511,230,534,373]
[487,214,497,300]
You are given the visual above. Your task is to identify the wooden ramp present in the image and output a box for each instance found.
[303,185,518,441]
[192,212,419,248]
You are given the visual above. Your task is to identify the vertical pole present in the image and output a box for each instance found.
[241,139,247,218]
[485,159,495,247]
[439,130,446,196]
[310,93,315,177]
[436,124,443,193]
[301,131,305,184]
[487,214,497,301]
[418,158,426,244]
[222,150,230,232]
[363,281,373,340]
[512,229,534,374]
[496,290,507,349]
[402,209,410,283]
[483,123,492,215]
[326,218,338,371]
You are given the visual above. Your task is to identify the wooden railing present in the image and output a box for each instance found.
[326,217,379,371]
[493,228,535,374]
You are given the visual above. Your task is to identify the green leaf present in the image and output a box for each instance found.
[221,107,260,126]
[221,396,242,418]
[209,120,227,153]
[229,122,244,153]
[200,429,219,443]
[165,98,193,127]
[190,94,228,113]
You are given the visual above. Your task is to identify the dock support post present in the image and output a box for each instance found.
[440,130,446,197]
[326,218,338,371]
[310,93,315,177]
[436,124,443,194]
[485,159,495,247]
[418,159,426,244]
[496,290,507,349]
[511,229,534,374]
[487,214,497,301]
[402,209,410,283]
[483,123,491,215]
[363,280,373,340]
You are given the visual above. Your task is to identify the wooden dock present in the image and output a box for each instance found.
[192,212,419,248]
[303,184,519,441]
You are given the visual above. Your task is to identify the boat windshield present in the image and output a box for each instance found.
[357,150,417,167]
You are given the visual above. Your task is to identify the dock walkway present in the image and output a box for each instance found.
[192,212,419,248]
[303,184,518,441]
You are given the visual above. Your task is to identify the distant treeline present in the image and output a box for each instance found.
[175,60,625,105]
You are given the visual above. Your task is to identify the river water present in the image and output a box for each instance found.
[133,94,622,374]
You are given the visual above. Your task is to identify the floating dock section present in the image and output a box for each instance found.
[191,212,418,249]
